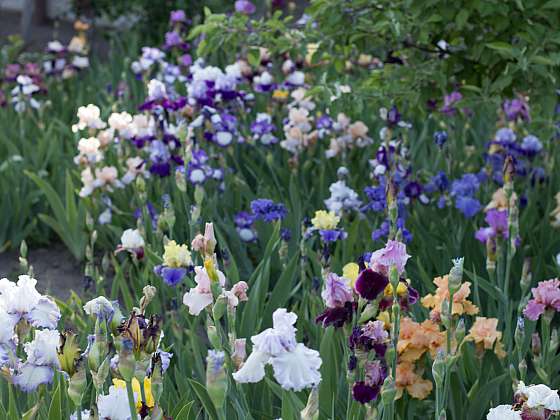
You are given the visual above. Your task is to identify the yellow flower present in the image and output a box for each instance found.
[311,210,340,230]
[384,282,408,297]
[272,90,289,100]
[376,311,391,329]
[204,258,219,282]
[113,377,155,410]
[305,43,319,65]
[163,240,192,268]
[342,262,359,286]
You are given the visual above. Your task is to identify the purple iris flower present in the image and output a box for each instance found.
[503,98,530,122]
[316,301,355,328]
[280,228,292,242]
[161,267,187,286]
[319,229,347,243]
[235,211,255,228]
[170,10,187,24]
[440,91,463,115]
[352,382,380,403]
[521,135,542,156]
[386,105,401,127]
[165,31,182,49]
[433,130,448,147]
[455,196,481,218]
[404,181,422,198]
[354,269,388,301]
[235,0,256,14]
[250,199,287,222]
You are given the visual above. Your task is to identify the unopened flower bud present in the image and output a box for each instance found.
[232,338,246,369]
[206,350,227,409]
[531,333,541,356]
[85,212,94,231]
[212,295,228,321]
[118,338,135,382]
[448,258,464,294]
[300,386,319,420]
[91,356,110,391]
[518,359,527,380]
[509,363,517,382]
[503,155,515,186]
[204,223,217,255]
[149,354,164,403]
[207,324,221,349]
[381,376,397,406]
[515,317,525,350]
[551,328,559,354]
[455,318,466,345]
[440,300,451,328]
[520,258,532,294]
[19,240,28,259]
[67,358,87,407]
[140,285,157,313]
[432,350,446,388]
[486,238,496,273]
[194,185,205,206]
[87,328,108,372]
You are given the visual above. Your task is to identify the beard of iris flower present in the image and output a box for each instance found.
[354,268,388,300]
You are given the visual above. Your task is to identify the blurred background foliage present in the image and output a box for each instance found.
[1,0,559,253]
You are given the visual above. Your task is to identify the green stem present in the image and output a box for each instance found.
[125,381,137,420]
[77,408,82,420]
[140,380,147,407]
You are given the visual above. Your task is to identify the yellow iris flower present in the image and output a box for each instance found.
[342,262,359,286]
[113,377,155,410]
[163,240,192,268]
[311,210,340,230]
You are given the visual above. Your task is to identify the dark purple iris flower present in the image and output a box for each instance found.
[354,268,388,301]
[352,382,380,404]
[404,181,422,199]
[315,301,355,328]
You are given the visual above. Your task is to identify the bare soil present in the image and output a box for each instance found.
[0,243,83,300]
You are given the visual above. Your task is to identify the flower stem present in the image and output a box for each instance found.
[140,380,147,407]
[125,380,137,420]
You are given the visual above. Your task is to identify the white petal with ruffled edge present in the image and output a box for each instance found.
[486,405,521,420]
[270,343,322,391]
[98,385,138,420]
[28,297,60,329]
[272,308,298,336]
[251,328,294,356]
[0,309,18,343]
[517,382,560,410]
[14,363,54,392]
[10,275,41,314]
[24,329,60,368]
[232,350,270,384]
[182,289,213,315]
